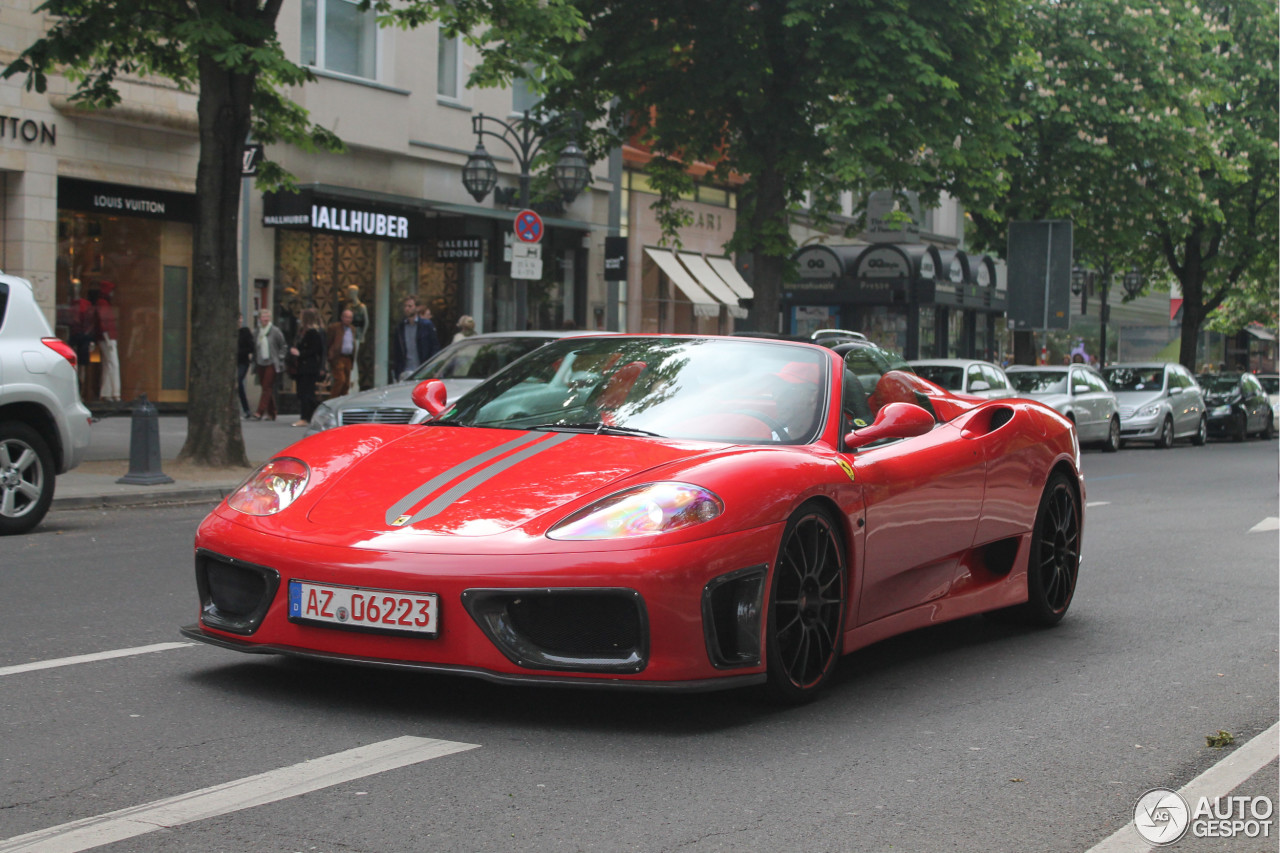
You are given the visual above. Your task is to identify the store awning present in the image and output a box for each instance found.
[706,256,755,301]
[1245,325,1277,342]
[644,248,719,317]
[677,253,748,318]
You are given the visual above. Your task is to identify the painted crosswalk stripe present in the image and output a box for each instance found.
[1248,516,1279,533]
[0,736,479,853]
[0,643,194,677]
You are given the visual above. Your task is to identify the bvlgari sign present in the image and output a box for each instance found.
[263,189,427,243]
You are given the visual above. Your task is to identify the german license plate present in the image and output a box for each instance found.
[288,580,438,637]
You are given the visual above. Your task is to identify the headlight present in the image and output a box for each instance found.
[226,458,310,516]
[309,402,337,432]
[1137,404,1163,417]
[1211,405,1232,417]
[548,482,724,540]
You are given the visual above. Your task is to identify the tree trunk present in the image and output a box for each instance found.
[744,167,788,334]
[177,53,254,468]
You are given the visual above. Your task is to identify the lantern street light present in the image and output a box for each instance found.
[461,111,591,208]
[1122,269,1143,298]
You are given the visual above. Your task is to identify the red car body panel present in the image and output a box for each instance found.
[186,341,1083,691]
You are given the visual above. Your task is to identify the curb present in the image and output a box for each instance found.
[53,487,235,511]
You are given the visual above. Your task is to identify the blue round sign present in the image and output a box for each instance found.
[514,209,544,244]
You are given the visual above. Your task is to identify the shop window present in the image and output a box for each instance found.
[437,29,462,100]
[55,212,193,404]
[302,0,378,80]
[512,69,540,115]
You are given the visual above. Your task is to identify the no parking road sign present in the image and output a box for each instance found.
[514,209,544,244]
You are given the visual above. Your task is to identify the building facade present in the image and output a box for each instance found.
[1,0,615,405]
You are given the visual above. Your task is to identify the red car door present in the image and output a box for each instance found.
[852,418,986,626]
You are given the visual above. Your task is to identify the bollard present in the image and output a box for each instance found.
[116,394,175,485]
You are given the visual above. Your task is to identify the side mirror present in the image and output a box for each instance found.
[844,402,936,449]
[1073,384,1091,395]
[969,380,991,392]
[1169,386,1183,395]
[411,379,448,417]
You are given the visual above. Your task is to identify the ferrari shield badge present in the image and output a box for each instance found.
[391,514,412,527]
[836,457,856,482]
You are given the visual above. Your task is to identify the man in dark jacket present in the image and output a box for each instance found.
[389,295,438,382]
[236,312,254,418]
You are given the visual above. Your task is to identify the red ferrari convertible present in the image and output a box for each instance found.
[183,335,1083,701]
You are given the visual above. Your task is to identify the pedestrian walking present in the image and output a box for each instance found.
[237,312,254,418]
[326,308,356,398]
[290,307,325,427]
[251,308,286,420]
[452,314,476,344]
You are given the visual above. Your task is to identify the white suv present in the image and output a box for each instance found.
[0,272,92,534]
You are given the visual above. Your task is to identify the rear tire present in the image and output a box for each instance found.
[1017,471,1080,627]
[1102,417,1121,453]
[1191,415,1207,446]
[764,504,846,703]
[0,421,56,536]
[1265,415,1276,441]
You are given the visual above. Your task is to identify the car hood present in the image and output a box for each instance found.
[1112,390,1166,408]
[1018,391,1070,410]
[305,426,716,536]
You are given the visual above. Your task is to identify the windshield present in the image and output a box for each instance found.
[1008,370,1068,394]
[409,336,553,382]
[442,337,830,444]
[1102,366,1166,392]
[912,365,964,391]
[1198,374,1242,394]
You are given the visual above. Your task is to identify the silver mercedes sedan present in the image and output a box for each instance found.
[307,330,596,434]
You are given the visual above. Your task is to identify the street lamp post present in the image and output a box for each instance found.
[461,111,590,208]
[460,111,591,331]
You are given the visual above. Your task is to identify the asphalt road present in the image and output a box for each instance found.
[1,437,1276,852]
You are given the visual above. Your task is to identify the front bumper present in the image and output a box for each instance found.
[1118,413,1163,441]
[188,512,780,689]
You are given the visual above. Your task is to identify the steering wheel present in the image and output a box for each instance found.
[725,408,792,440]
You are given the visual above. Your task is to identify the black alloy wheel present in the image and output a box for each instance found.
[0,421,56,536]
[1191,415,1207,446]
[1156,416,1175,449]
[1232,411,1247,442]
[1103,417,1121,453]
[1020,471,1080,626]
[765,504,846,702]
[1264,414,1276,441]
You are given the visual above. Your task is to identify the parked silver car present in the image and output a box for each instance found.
[908,358,1017,399]
[307,330,596,434]
[0,272,93,534]
[1100,362,1206,448]
[1007,364,1121,452]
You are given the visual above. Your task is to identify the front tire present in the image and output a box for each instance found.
[1231,411,1247,442]
[765,504,846,703]
[1102,417,1121,453]
[1156,416,1175,449]
[1018,471,1080,626]
[0,421,56,536]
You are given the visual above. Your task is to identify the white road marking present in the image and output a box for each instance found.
[0,643,194,677]
[1084,721,1280,853]
[1248,516,1279,533]
[0,736,479,853]
[1086,501,1110,508]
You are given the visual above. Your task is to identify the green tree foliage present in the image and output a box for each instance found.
[536,0,1028,331]
[968,0,1278,369]
[4,0,581,466]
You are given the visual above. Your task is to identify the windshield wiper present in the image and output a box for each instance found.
[528,421,662,437]
[424,418,466,427]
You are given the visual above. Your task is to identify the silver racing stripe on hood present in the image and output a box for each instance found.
[398,432,577,527]
[384,432,543,526]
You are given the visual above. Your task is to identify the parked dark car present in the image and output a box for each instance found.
[1196,372,1275,441]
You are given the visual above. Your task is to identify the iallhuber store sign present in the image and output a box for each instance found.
[263,189,427,243]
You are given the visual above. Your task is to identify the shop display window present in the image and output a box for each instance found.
[55,212,193,404]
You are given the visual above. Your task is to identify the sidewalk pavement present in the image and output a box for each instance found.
[53,413,308,511]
